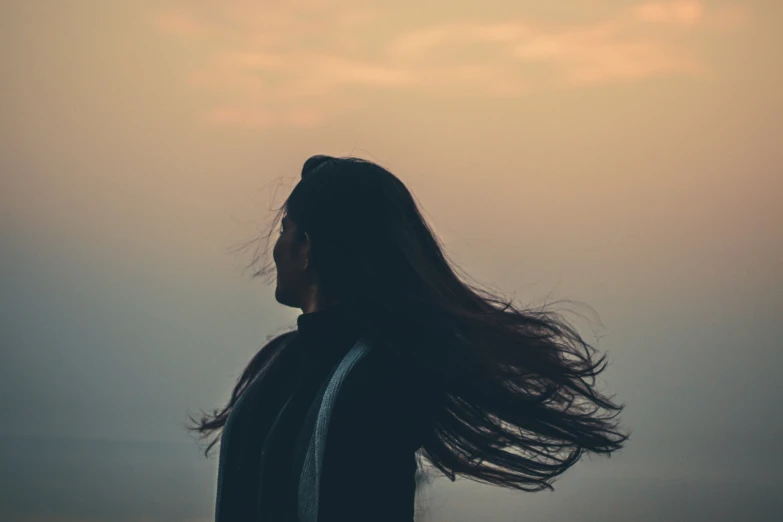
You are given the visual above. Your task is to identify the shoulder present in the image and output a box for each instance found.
[261,329,299,360]
[318,343,420,520]
[328,343,395,419]
[267,329,298,347]
[329,341,431,447]
[337,340,400,400]
[255,330,298,362]
[237,330,299,386]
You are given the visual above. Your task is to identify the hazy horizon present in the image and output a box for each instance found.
[2,0,781,520]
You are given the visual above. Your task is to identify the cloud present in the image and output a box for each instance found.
[386,25,454,58]
[384,1,743,87]
[506,25,704,85]
[150,1,748,128]
[467,22,533,43]
[635,1,705,25]
[202,51,418,101]
[285,53,418,90]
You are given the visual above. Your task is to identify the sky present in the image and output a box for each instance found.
[1,0,781,520]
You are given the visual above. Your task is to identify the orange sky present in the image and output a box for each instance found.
[2,1,779,278]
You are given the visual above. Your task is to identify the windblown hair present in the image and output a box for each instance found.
[190,155,628,492]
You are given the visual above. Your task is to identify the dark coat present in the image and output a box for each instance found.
[215,306,436,522]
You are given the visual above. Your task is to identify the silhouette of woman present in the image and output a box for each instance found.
[190,155,627,521]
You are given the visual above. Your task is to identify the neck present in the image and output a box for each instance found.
[300,286,335,314]
[301,301,321,314]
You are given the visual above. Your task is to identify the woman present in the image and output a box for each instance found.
[190,155,628,521]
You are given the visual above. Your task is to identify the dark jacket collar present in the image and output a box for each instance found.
[296,304,355,339]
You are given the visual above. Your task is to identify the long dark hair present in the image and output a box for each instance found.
[190,155,628,492]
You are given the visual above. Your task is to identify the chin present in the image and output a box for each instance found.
[274,286,298,308]
[274,285,285,304]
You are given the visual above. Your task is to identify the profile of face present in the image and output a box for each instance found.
[272,214,314,310]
